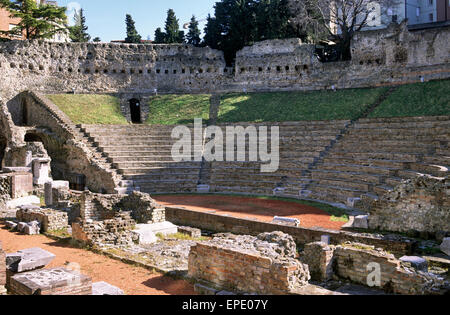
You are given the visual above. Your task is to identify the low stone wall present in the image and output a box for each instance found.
[16,208,68,232]
[165,207,415,257]
[368,176,450,235]
[334,243,447,295]
[72,212,137,247]
[80,191,165,224]
[188,232,310,295]
[0,241,6,292]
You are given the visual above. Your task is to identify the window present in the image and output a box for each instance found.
[429,0,433,6]
[429,13,434,21]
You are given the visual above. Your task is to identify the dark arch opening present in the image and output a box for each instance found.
[0,136,6,169]
[22,99,28,126]
[129,98,141,124]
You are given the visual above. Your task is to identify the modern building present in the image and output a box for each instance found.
[0,0,69,42]
[330,0,450,34]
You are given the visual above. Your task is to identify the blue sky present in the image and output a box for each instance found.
[58,0,217,42]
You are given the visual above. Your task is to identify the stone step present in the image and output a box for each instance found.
[373,185,394,196]
[99,145,203,153]
[333,144,433,154]
[109,156,184,162]
[343,133,450,141]
[423,155,450,166]
[210,185,274,195]
[310,170,383,184]
[327,151,421,162]
[113,161,202,169]
[322,157,407,169]
[336,140,440,148]
[123,174,199,181]
[357,116,450,124]
[409,163,449,177]
[385,177,404,187]
[314,178,371,191]
[346,127,450,136]
[318,163,397,176]
[119,167,201,176]
[353,121,450,130]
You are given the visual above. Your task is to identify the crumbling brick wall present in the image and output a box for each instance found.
[188,232,310,295]
[333,243,447,295]
[72,212,137,247]
[118,191,165,224]
[16,208,68,232]
[368,176,450,235]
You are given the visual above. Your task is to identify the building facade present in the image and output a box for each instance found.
[0,0,69,42]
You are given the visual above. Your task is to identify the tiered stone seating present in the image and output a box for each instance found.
[208,121,350,196]
[80,125,202,194]
[305,116,450,207]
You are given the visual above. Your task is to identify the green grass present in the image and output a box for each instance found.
[217,88,389,123]
[46,94,129,125]
[369,80,450,118]
[146,94,211,125]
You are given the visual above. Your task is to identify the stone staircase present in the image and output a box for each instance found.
[304,116,450,208]
[208,121,350,196]
[78,124,202,194]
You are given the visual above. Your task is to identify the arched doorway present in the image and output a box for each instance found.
[0,136,6,169]
[129,98,141,124]
[22,99,28,126]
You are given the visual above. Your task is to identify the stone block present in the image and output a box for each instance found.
[6,247,56,273]
[9,267,92,295]
[178,226,202,238]
[32,158,52,186]
[23,221,41,235]
[197,185,210,193]
[131,228,157,245]
[45,181,69,206]
[92,281,124,295]
[353,215,369,229]
[399,256,428,272]
[321,235,331,245]
[17,222,28,232]
[5,221,17,230]
[6,196,40,209]
[137,221,178,237]
[440,238,450,256]
[272,216,300,227]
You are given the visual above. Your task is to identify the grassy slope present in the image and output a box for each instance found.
[369,80,450,118]
[46,94,128,125]
[217,87,389,123]
[146,94,211,125]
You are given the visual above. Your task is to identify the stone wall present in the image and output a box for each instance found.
[188,232,311,295]
[165,206,415,257]
[72,212,137,247]
[16,208,68,232]
[368,176,450,235]
[80,191,165,224]
[300,242,334,282]
[0,23,448,101]
[0,171,33,200]
[333,243,447,295]
[0,241,6,292]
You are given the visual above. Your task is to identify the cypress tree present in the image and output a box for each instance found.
[186,15,201,46]
[125,14,142,43]
[164,9,183,43]
[69,8,90,42]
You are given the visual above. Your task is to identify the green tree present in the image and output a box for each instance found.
[154,27,165,43]
[164,9,183,43]
[0,0,67,40]
[125,14,142,43]
[186,15,201,46]
[93,37,101,43]
[69,8,90,42]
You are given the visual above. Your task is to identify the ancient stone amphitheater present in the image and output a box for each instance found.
[0,22,449,295]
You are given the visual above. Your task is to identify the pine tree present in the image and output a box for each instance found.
[125,14,142,43]
[186,15,201,46]
[164,9,183,43]
[0,0,67,40]
[154,27,165,44]
[69,8,90,42]
[93,37,101,42]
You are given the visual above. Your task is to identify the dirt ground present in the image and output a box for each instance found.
[0,224,196,295]
[153,195,346,231]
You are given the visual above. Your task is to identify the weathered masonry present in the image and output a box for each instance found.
[0,23,449,101]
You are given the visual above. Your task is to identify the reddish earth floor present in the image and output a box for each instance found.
[0,224,196,295]
[153,195,346,231]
